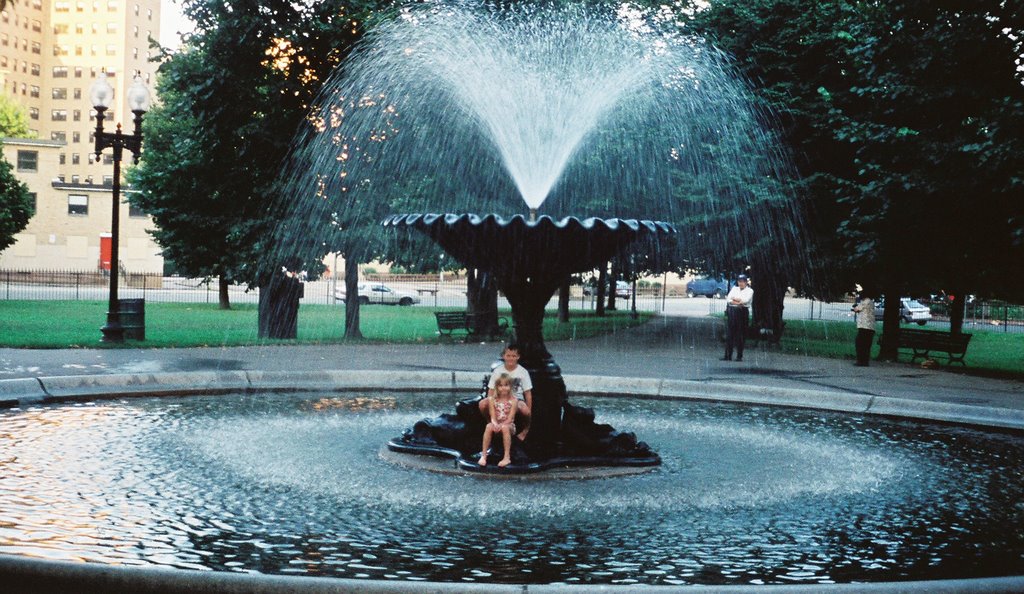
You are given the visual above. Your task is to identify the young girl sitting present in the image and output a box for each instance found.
[478,372,517,468]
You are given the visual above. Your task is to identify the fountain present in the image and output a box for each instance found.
[384,213,672,470]
[277,3,795,470]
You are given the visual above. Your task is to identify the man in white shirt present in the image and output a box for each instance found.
[723,274,754,361]
[851,288,877,366]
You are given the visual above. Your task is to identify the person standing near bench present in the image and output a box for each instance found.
[852,286,877,367]
[479,344,533,442]
[723,274,753,362]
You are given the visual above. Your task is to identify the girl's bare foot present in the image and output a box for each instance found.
[478,456,487,466]
[516,431,528,442]
[498,458,511,468]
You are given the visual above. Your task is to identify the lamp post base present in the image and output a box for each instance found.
[100,316,124,343]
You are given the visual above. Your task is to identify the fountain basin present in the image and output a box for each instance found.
[1,370,1024,591]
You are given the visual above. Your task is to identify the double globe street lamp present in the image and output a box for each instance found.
[89,71,151,342]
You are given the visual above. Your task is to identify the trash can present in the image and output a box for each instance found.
[119,298,145,341]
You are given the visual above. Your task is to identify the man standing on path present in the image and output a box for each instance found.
[723,274,753,362]
[852,286,877,366]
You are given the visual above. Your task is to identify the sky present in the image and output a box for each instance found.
[160,0,196,49]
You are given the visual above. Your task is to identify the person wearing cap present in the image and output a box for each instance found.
[851,285,877,366]
[723,274,753,361]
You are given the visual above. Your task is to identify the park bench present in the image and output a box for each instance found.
[435,311,509,337]
[889,328,973,366]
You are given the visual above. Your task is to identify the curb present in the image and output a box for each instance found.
[3,370,1022,431]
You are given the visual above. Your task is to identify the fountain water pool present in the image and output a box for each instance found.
[2,388,1023,586]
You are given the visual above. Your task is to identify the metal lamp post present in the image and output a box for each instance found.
[91,71,151,342]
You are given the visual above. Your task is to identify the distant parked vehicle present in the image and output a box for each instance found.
[686,277,729,298]
[583,280,632,298]
[875,297,932,325]
[335,282,421,306]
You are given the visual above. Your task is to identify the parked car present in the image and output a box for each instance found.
[686,277,729,298]
[335,282,421,306]
[582,280,632,298]
[874,297,932,325]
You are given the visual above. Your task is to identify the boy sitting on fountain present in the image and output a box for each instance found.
[479,344,533,442]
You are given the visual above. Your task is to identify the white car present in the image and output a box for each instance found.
[335,282,421,306]
[875,297,932,325]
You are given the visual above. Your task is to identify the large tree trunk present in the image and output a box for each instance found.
[466,268,502,339]
[750,270,786,344]
[257,268,301,339]
[877,284,901,361]
[218,273,231,310]
[606,260,619,311]
[343,260,363,339]
[595,265,607,316]
[948,287,966,335]
[557,276,571,323]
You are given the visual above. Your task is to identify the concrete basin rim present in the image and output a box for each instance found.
[2,369,1023,432]
[2,370,1024,591]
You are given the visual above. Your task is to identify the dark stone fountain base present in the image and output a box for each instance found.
[387,370,661,475]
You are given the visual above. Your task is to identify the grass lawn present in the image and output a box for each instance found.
[778,319,1024,378]
[0,300,652,348]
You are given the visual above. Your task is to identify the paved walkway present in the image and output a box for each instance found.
[2,314,1022,417]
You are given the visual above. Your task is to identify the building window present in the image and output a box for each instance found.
[102,175,113,185]
[32,20,42,32]
[59,153,66,165]
[54,23,68,34]
[31,41,40,54]
[88,153,96,164]
[16,150,38,172]
[51,109,68,121]
[30,63,39,76]
[74,67,83,78]
[0,56,5,67]
[52,88,68,100]
[28,193,36,212]
[55,1,70,12]
[52,66,68,78]
[75,45,83,56]
[129,203,145,217]
[132,47,138,59]
[29,107,38,120]
[107,0,116,10]
[70,175,79,183]
[53,44,69,56]
[76,1,85,12]
[72,153,80,164]
[73,109,81,121]
[133,25,138,37]
[51,131,67,142]
[107,23,116,33]
[30,85,40,98]
[1,33,7,46]
[106,44,116,56]
[73,88,81,100]
[72,132,80,143]
[75,23,83,34]
[20,83,26,95]
[68,194,88,216]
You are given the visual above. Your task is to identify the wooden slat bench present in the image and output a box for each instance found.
[435,311,509,337]
[889,328,973,366]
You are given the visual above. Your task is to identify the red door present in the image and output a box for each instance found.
[99,233,112,270]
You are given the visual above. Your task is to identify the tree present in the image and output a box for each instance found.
[131,0,390,318]
[0,94,33,252]
[686,0,1024,353]
[0,94,32,139]
[0,158,32,252]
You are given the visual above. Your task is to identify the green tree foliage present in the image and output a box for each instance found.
[130,0,390,312]
[688,0,1024,305]
[0,157,32,252]
[0,94,34,251]
[0,94,33,139]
